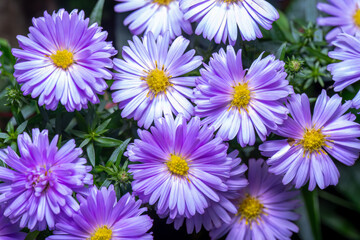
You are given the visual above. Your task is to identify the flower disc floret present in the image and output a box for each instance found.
[231,83,251,110]
[50,50,74,69]
[91,226,112,240]
[153,0,173,5]
[237,194,264,225]
[166,154,189,176]
[142,65,172,96]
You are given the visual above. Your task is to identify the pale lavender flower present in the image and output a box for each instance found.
[260,91,360,190]
[12,9,117,112]
[114,0,192,39]
[194,46,292,147]
[0,129,93,231]
[0,206,26,240]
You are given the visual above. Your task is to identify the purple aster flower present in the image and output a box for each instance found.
[210,159,300,240]
[0,206,26,240]
[114,0,192,39]
[179,0,279,44]
[0,129,93,231]
[126,114,234,220]
[47,185,153,240]
[111,32,202,129]
[166,150,248,234]
[327,33,360,108]
[12,9,117,112]
[194,46,292,147]
[259,90,360,190]
[317,0,360,42]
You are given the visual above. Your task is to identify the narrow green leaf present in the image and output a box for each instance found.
[95,119,111,134]
[86,143,96,167]
[25,231,40,240]
[16,120,28,134]
[71,130,87,139]
[90,0,105,25]
[0,133,9,139]
[275,43,287,61]
[107,138,131,166]
[302,189,322,240]
[79,138,91,148]
[101,179,111,188]
[94,137,123,148]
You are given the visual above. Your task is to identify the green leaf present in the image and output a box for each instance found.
[107,138,131,166]
[86,143,96,167]
[71,130,87,139]
[101,179,112,188]
[94,137,123,148]
[302,189,322,240]
[275,43,287,61]
[25,231,40,240]
[0,133,9,139]
[95,118,111,134]
[15,120,28,134]
[79,138,91,148]
[90,0,105,25]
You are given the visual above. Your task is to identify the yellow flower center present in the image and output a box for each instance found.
[222,0,239,3]
[237,194,264,225]
[298,128,329,155]
[231,83,251,110]
[142,64,172,97]
[354,9,360,27]
[50,50,74,69]
[153,0,173,5]
[90,226,112,240]
[166,154,189,176]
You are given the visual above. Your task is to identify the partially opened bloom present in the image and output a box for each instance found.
[126,114,234,220]
[0,206,26,240]
[166,150,248,234]
[210,159,300,240]
[114,0,192,39]
[317,0,360,42]
[327,33,360,108]
[194,46,292,147]
[47,185,153,240]
[0,129,93,231]
[259,91,360,190]
[12,9,117,112]
[112,32,202,128]
[180,0,279,44]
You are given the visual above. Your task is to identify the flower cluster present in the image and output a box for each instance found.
[1,0,360,239]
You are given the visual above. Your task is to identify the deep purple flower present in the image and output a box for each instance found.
[0,206,26,240]
[12,9,117,112]
[111,32,202,129]
[126,114,234,220]
[114,0,192,39]
[0,129,93,231]
[327,33,360,108]
[210,159,300,240]
[259,91,360,190]
[180,0,279,44]
[166,150,248,234]
[317,0,360,42]
[47,185,153,240]
[194,46,292,147]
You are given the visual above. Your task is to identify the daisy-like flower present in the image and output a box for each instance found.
[194,46,292,147]
[114,0,192,39]
[327,33,360,108]
[12,9,117,112]
[0,129,93,231]
[259,91,360,190]
[317,0,360,42]
[126,114,233,220]
[179,0,279,44]
[166,150,248,234]
[47,185,153,240]
[0,206,26,240]
[111,32,202,129]
[210,159,300,240]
